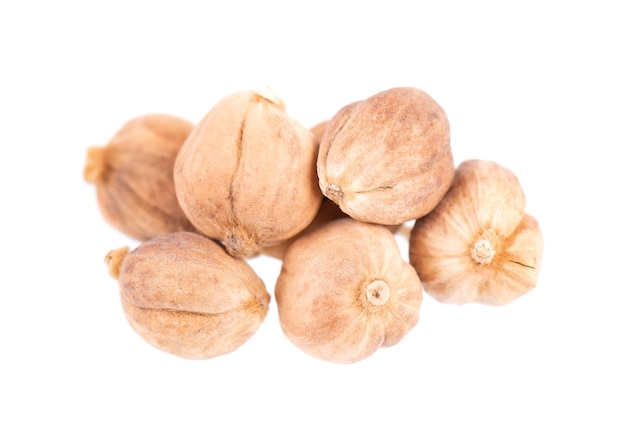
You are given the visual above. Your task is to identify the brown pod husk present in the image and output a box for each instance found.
[275,218,423,364]
[409,159,544,306]
[84,114,196,241]
[174,89,323,258]
[105,231,270,360]
[317,87,455,225]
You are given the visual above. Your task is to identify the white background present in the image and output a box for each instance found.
[1,1,625,424]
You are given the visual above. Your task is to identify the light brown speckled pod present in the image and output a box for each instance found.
[409,159,543,306]
[275,218,423,364]
[84,114,196,241]
[174,89,323,257]
[317,87,455,225]
[105,231,270,360]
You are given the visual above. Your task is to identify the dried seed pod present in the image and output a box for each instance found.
[84,114,196,241]
[317,87,455,225]
[174,89,323,257]
[105,231,270,360]
[275,218,423,364]
[409,159,543,306]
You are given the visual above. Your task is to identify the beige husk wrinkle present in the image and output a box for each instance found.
[224,101,250,255]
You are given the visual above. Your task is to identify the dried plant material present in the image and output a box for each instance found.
[105,231,270,360]
[409,159,543,305]
[317,87,455,225]
[174,89,323,258]
[275,218,423,364]
[84,114,196,241]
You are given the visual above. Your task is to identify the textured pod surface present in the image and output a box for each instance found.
[84,114,196,241]
[317,87,455,225]
[106,231,270,359]
[174,89,323,257]
[409,159,544,305]
[275,219,423,364]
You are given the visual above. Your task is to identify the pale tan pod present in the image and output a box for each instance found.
[275,218,423,364]
[84,114,196,241]
[105,231,270,360]
[409,159,544,306]
[317,87,455,225]
[174,89,323,257]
